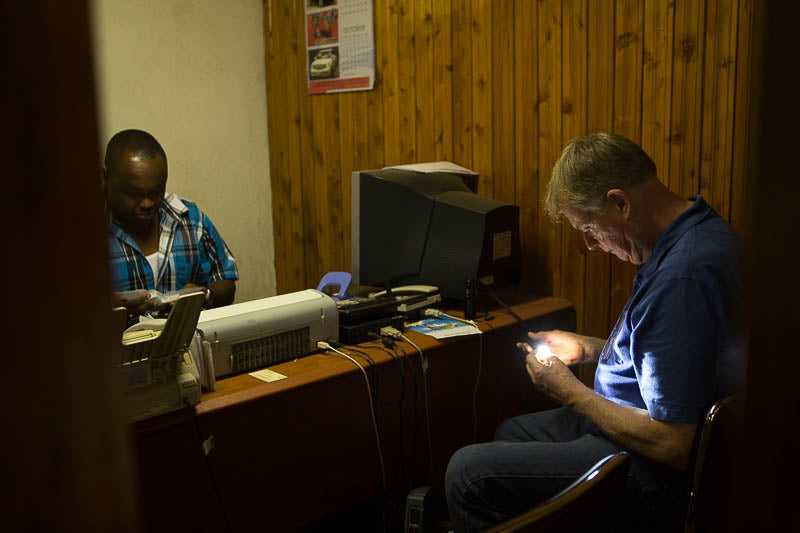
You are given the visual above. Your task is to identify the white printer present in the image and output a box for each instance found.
[117,289,338,421]
[192,289,338,380]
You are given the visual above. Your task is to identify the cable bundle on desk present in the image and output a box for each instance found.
[317,340,387,492]
[365,331,417,485]
[379,326,435,474]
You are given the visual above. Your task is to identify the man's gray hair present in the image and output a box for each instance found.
[544,131,657,221]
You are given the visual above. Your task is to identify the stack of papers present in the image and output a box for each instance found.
[406,317,481,339]
[385,161,477,175]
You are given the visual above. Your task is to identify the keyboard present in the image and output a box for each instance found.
[336,296,400,324]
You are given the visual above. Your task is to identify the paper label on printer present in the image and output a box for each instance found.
[493,230,512,260]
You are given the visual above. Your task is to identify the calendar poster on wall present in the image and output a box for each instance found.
[305,0,374,95]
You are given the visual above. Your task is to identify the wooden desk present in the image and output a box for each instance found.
[134,296,574,532]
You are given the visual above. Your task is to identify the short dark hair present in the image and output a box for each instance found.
[104,129,167,174]
[544,131,657,221]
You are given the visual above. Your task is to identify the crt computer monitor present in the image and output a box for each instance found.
[351,168,522,300]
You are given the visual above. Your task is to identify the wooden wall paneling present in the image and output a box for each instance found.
[452,0,474,169]
[514,0,539,286]
[642,0,675,183]
[610,0,645,323]
[381,0,402,165]
[536,0,563,296]
[264,0,756,330]
[295,2,322,291]
[730,0,753,235]
[264,2,288,292]
[668,0,706,198]
[432,0,454,162]
[285,1,311,293]
[366,84,387,169]
[284,3,309,292]
[339,88,371,271]
[700,0,738,220]
[613,0,644,141]
[471,0,493,195]
[415,0,436,163]
[584,0,615,337]
[560,0,587,336]
[561,0,589,383]
[324,96,345,273]
[265,0,287,292]
[268,1,303,294]
[339,93,354,273]
[309,96,332,286]
[368,1,387,170]
[347,95,370,176]
[491,0,515,203]
[397,1,417,163]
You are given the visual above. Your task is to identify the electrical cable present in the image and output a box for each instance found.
[420,310,486,441]
[336,344,380,428]
[337,342,392,533]
[334,343,378,384]
[336,342,377,365]
[423,307,479,328]
[190,408,232,532]
[476,316,495,330]
[360,337,410,483]
[398,333,434,473]
[472,329,484,442]
[390,339,419,481]
[480,282,522,322]
[421,309,488,441]
[317,341,387,491]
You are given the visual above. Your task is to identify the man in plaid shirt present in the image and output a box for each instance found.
[103,129,238,316]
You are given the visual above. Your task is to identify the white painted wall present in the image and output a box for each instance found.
[91,0,275,302]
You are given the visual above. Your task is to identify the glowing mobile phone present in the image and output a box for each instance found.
[520,341,553,366]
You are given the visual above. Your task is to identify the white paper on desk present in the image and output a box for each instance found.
[249,368,288,383]
[385,161,477,176]
[406,317,481,339]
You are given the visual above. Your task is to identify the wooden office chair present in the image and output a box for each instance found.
[486,452,631,533]
[684,393,744,533]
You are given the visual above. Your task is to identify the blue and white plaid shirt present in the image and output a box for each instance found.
[108,194,238,293]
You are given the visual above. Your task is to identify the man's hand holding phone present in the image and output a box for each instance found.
[516,340,554,366]
[516,331,594,405]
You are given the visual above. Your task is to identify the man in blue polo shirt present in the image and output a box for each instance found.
[103,129,238,316]
[445,131,744,531]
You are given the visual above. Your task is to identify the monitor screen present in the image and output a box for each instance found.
[351,168,521,300]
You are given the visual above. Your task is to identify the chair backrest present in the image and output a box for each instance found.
[685,393,744,532]
[487,452,632,533]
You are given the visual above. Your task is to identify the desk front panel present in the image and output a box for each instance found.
[197,297,574,531]
[135,297,575,531]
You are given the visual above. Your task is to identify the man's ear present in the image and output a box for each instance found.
[606,189,630,217]
[100,167,108,192]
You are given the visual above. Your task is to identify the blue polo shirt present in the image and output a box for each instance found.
[594,196,744,424]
